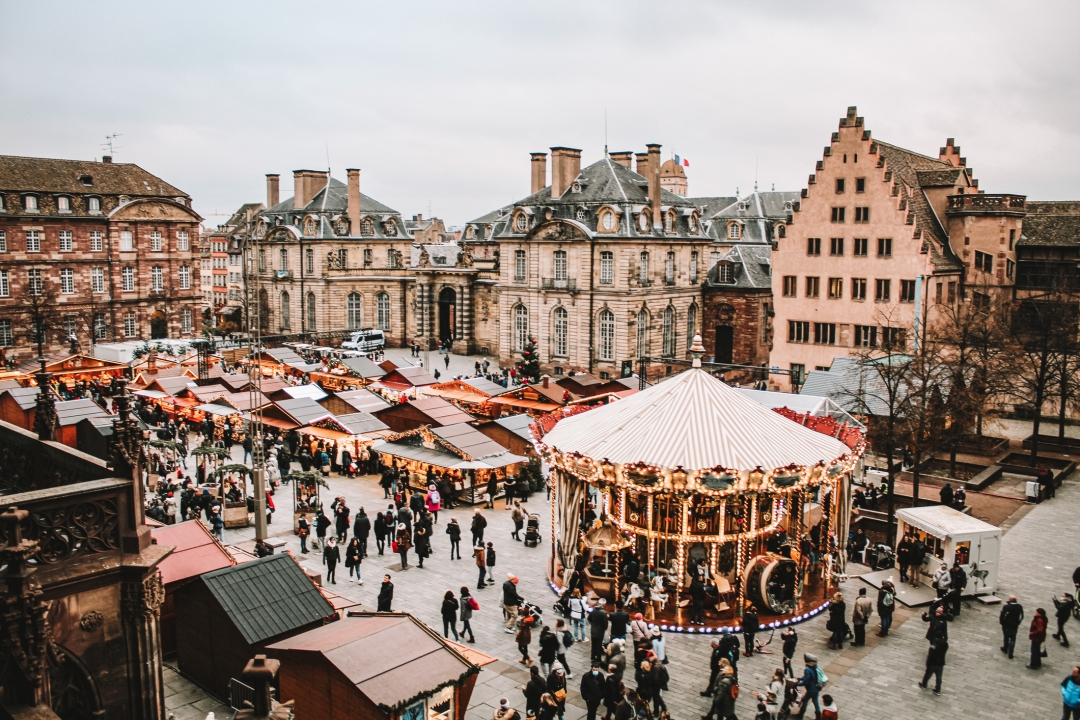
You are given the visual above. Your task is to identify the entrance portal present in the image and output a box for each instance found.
[150,311,167,339]
[715,325,733,364]
[438,287,456,344]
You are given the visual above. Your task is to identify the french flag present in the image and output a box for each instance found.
[675,154,689,167]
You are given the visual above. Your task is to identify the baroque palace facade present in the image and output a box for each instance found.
[241,148,790,377]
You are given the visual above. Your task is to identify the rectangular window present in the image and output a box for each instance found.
[788,320,810,344]
[877,237,892,257]
[875,278,891,302]
[554,250,567,281]
[306,248,314,274]
[28,269,42,295]
[363,248,372,266]
[782,275,797,297]
[64,315,77,339]
[900,279,916,303]
[120,230,133,252]
[122,267,135,292]
[854,325,877,347]
[0,270,7,296]
[665,251,675,285]
[1009,228,1016,251]
[975,250,993,273]
[1006,259,1015,280]
[0,230,6,252]
[387,249,398,269]
[24,195,38,212]
[883,326,906,349]
[690,251,698,284]
[835,178,845,194]
[851,278,867,301]
[805,276,820,298]
[853,237,868,256]
[88,197,101,213]
[854,207,870,223]
[57,196,71,212]
[338,248,347,269]
[936,282,943,304]
[89,230,102,252]
[60,268,74,294]
[26,230,40,252]
[830,237,844,256]
[280,247,288,269]
[0,319,11,347]
[855,178,866,193]
[177,230,189,251]
[124,314,137,338]
[828,277,843,299]
[831,207,845,223]
[258,248,266,272]
[514,249,526,282]
[639,252,649,284]
[790,363,806,386]
[151,266,163,292]
[948,282,957,303]
[150,231,162,252]
[807,237,821,255]
[179,265,191,290]
[181,308,192,334]
[91,267,104,293]
[91,314,105,340]
[59,230,73,252]
[813,322,836,345]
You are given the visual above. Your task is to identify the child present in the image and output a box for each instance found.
[821,694,838,720]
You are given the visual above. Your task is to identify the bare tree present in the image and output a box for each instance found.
[14,286,64,368]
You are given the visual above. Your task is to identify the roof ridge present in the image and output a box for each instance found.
[874,140,953,169]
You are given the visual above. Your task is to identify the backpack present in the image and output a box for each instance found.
[1062,679,1080,708]
[816,666,828,686]
[468,597,480,611]
[882,591,894,607]
[562,630,574,649]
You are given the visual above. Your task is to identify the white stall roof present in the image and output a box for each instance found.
[897,505,1000,539]
[734,388,865,429]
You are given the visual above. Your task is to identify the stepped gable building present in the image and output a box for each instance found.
[771,106,1022,390]
[0,155,201,359]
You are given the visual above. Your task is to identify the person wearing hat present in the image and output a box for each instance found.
[932,561,952,599]
[545,666,567,720]
[579,661,606,720]
[493,697,519,720]
[209,505,224,541]
[877,578,896,637]
[322,537,341,584]
[795,653,822,718]
[396,522,412,570]
[503,574,524,632]
[649,627,667,665]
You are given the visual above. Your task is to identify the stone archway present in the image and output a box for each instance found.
[714,303,735,364]
[438,287,456,343]
[149,311,167,339]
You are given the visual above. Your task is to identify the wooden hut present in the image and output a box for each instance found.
[267,613,479,720]
[0,385,40,429]
[476,413,536,457]
[55,398,112,448]
[320,388,391,417]
[373,397,474,434]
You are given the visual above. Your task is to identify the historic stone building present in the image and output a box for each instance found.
[771,107,1022,390]
[0,155,202,360]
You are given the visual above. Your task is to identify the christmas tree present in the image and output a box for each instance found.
[518,336,541,383]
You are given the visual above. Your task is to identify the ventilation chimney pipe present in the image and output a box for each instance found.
[347,168,361,235]
[647,144,662,224]
[266,174,280,208]
[530,153,548,195]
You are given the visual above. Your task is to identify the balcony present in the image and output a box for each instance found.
[272,270,293,281]
[541,277,576,291]
[946,193,1026,217]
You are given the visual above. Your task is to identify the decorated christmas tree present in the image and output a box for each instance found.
[518,336,541,383]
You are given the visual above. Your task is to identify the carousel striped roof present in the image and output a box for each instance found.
[541,368,851,471]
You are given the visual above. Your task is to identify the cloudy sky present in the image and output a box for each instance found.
[2,1,1078,228]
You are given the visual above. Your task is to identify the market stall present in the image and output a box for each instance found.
[422,379,499,417]
[41,354,128,390]
[896,505,1000,595]
[214,463,255,529]
[536,338,865,631]
[194,402,247,443]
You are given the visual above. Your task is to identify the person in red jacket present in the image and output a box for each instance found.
[1029,607,1049,669]
[820,694,839,720]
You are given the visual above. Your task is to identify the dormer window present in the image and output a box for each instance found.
[304,217,316,235]
[571,182,582,193]
[118,195,130,205]
[728,223,741,239]
[87,196,101,214]
[601,211,616,232]
[23,195,39,212]
[688,213,699,234]
[638,210,650,233]
[434,255,447,265]
[174,197,187,206]
[465,225,476,240]
[514,213,528,233]
[664,211,674,234]
[384,219,398,237]
[360,217,375,236]
[717,261,735,284]
[777,224,786,239]
[57,196,71,213]
[79,174,93,187]
[575,209,587,222]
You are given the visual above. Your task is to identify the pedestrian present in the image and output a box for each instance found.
[475,544,488,589]
[743,604,760,657]
[522,666,546,719]
[702,640,723,697]
[345,537,363,584]
[486,541,497,583]
[377,574,394,611]
[908,535,927,588]
[414,520,430,569]
[1000,594,1024,659]
[1062,666,1080,720]
[1054,593,1074,648]
[555,619,574,678]
[1029,607,1049,669]
[511,500,526,541]
[396,522,412,569]
[608,600,629,642]
[689,575,706,625]
[539,626,559,676]
[650,626,667,665]
[569,588,587,641]
[446,517,463,559]
[781,626,798,678]
[537,693,558,720]
[209,505,224,541]
[471,509,487,546]
[297,512,310,554]
[444,354,450,370]
[374,508,387,555]
[459,586,477,643]
[918,631,948,696]
[441,589,461,641]
[852,587,874,646]
[485,475,498,509]
[354,507,370,557]
[948,561,967,617]
[753,668,784,720]
[546,667,567,720]
[877,577,896,636]
[516,617,534,666]
[323,537,340,584]
[932,561,951,600]
[795,653,822,719]
[827,592,847,649]
[604,640,626,683]
[720,631,741,679]
[426,484,442,523]
[896,533,912,583]
[503,574,524,630]
[315,509,330,550]
[579,662,606,720]
[820,694,838,720]
[604,670,623,720]
[704,665,737,720]
[589,600,609,665]
[494,698,518,720]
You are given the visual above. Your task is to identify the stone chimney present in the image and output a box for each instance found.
[347,168,361,235]
[542,374,549,388]
[550,147,582,199]
[635,152,649,177]
[610,152,633,169]
[292,170,328,210]
[647,144,662,224]
[266,174,280,208]
[102,155,113,164]
[530,152,548,195]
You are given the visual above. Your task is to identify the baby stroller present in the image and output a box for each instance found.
[524,513,541,547]
[779,677,801,718]
[518,601,543,626]
[864,543,896,572]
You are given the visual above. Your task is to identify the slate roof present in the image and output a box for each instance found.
[706,244,773,289]
[431,422,511,460]
[275,397,334,426]
[54,398,111,427]
[261,177,408,241]
[0,155,188,198]
[329,389,392,414]
[493,413,537,443]
[2,386,41,411]
[410,243,462,268]
[339,357,386,379]
[334,412,390,435]
[1017,201,1080,247]
[199,554,334,645]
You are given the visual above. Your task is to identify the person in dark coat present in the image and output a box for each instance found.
[896,533,912,583]
[742,605,760,657]
[827,592,847,649]
[374,510,387,555]
[485,475,498,509]
[1029,607,1048,669]
[538,626,560,676]
[441,590,460,641]
[939,483,954,507]
[446,517,462,559]
[689,576,706,625]
[396,523,412,570]
[353,507,371,557]
[344,538,363,583]
[588,602,609,665]
[579,662,606,720]
[603,673,623,720]
[948,561,967,617]
[1053,592,1073,648]
[918,633,949,694]
[1000,595,1024,659]
[377,574,394,611]
[414,522,431,569]
[521,666,546,719]
[335,502,351,542]
[546,667,567,720]
[471,509,487,546]
[315,510,331,550]
[322,537,341,584]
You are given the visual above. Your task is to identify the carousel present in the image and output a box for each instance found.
[537,338,865,632]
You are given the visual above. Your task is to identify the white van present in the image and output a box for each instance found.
[342,329,386,352]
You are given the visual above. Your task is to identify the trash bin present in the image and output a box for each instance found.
[1025,480,1041,503]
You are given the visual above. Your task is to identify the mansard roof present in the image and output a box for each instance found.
[702,191,799,244]
[705,244,772,289]
[264,177,399,216]
[261,177,408,241]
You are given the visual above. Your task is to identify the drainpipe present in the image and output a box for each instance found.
[588,236,596,373]
[913,275,925,352]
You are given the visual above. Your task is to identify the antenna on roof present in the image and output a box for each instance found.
[325,141,332,176]
[604,107,608,156]
[754,155,759,193]
[102,133,123,158]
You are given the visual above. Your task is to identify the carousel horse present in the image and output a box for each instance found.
[650,575,668,612]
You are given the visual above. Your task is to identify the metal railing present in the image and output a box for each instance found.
[229,678,254,710]
[541,278,576,291]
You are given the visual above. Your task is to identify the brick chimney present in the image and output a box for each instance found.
[102,155,112,164]
[292,170,328,210]
[635,152,649,177]
[530,152,548,195]
[550,147,582,199]
[347,168,361,235]
[542,374,549,388]
[610,152,633,169]
[647,144,662,224]
[266,174,280,208]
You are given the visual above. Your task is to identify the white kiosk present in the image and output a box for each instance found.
[896,505,1001,596]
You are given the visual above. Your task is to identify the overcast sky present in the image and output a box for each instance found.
[2,1,1078,228]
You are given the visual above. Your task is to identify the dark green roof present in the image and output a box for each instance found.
[200,554,334,644]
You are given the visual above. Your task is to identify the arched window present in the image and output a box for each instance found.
[777,224,786,239]
[514,304,529,352]
[280,291,291,330]
[306,291,316,330]
[662,306,675,357]
[347,292,362,330]
[636,309,648,358]
[376,292,391,331]
[728,223,741,239]
[687,303,698,349]
[360,217,374,236]
[599,309,615,361]
[554,307,568,356]
[664,211,674,234]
